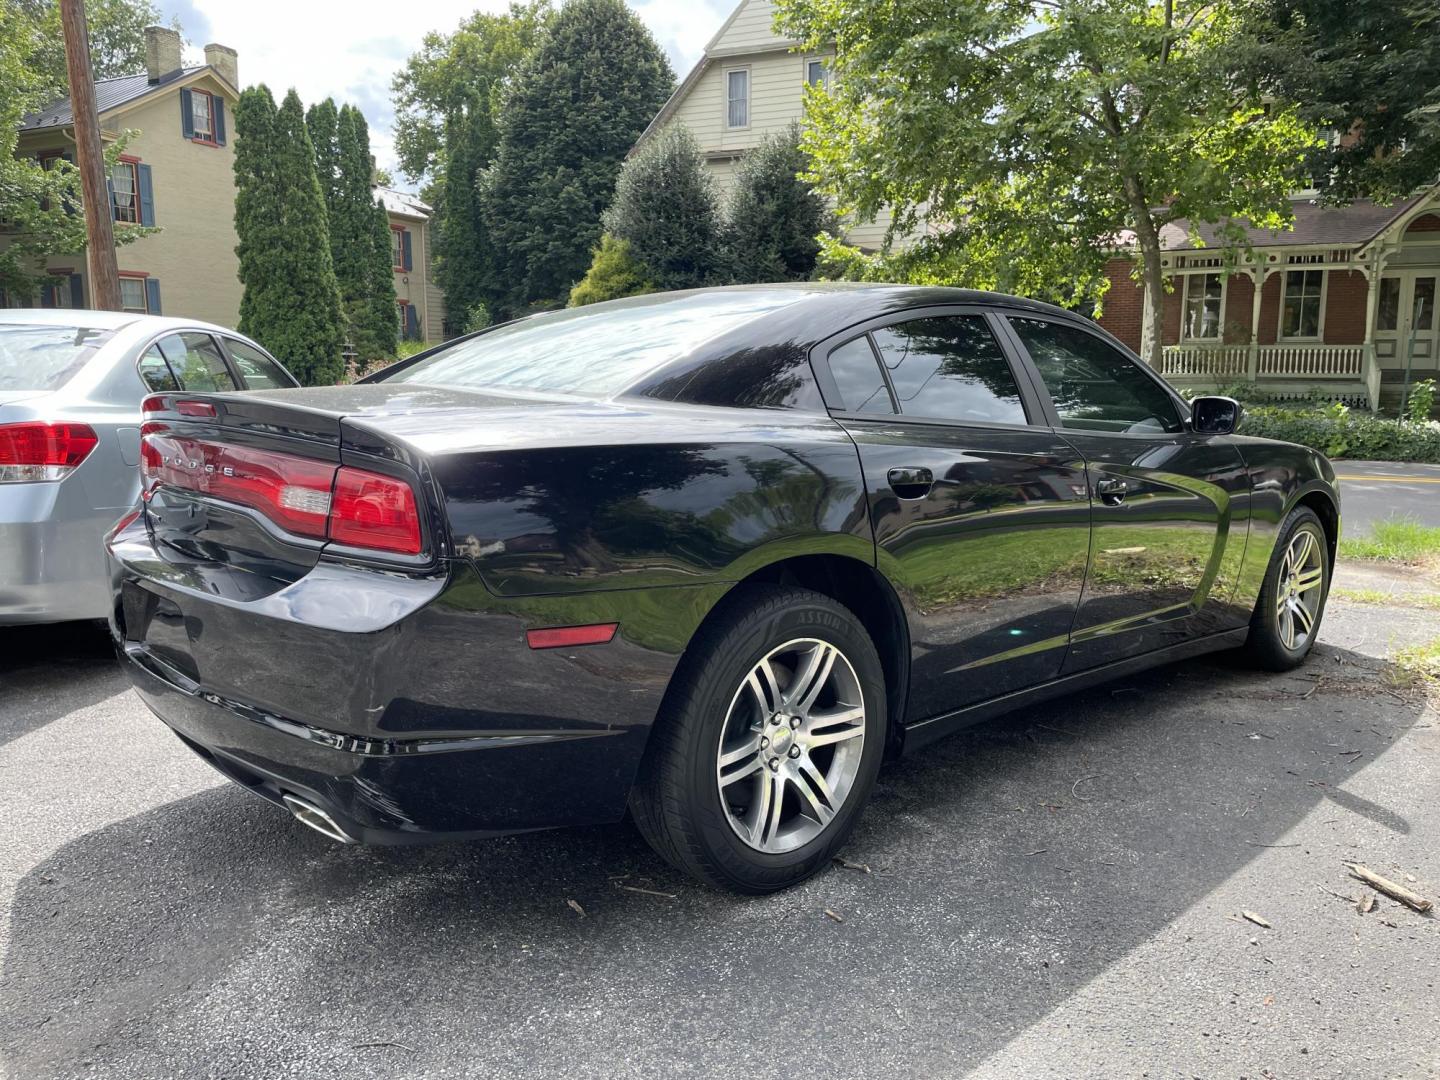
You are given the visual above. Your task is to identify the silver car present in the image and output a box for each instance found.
[0,310,299,624]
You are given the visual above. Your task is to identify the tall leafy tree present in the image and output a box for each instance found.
[1235,0,1440,204]
[481,0,674,318]
[725,123,830,283]
[233,86,344,384]
[305,98,341,227]
[368,197,400,353]
[14,0,166,99]
[777,0,1317,365]
[602,125,721,292]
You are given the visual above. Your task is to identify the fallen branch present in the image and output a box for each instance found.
[824,908,845,923]
[616,884,678,900]
[1242,910,1272,929]
[1345,864,1432,913]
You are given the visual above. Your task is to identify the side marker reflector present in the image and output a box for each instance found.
[526,623,619,650]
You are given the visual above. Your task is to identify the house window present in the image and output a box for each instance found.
[805,59,830,89]
[726,68,749,128]
[1378,277,1401,332]
[119,277,148,313]
[1182,273,1223,340]
[391,226,406,270]
[1281,269,1324,339]
[112,161,138,223]
[191,90,213,140]
[396,300,407,332]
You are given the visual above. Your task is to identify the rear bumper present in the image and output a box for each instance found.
[109,517,713,841]
[0,485,120,624]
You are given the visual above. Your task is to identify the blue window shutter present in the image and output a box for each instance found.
[180,88,194,138]
[137,164,155,226]
[40,282,57,308]
[401,229,413,272]
[69,273,84,308]
[213,98,226,145]
[145,278,162,315]
[404,303,419,340]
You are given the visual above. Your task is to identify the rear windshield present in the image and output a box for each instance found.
[377,290,805,396]
[0,323,114,392]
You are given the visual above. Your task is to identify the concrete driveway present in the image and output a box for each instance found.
[2,586,1436,1079]
[1335,460,1440,531]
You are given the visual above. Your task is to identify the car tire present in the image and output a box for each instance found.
[1242,506,1330,672]
[629,584,887,894]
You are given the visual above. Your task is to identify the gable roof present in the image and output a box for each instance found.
[20,66,220,132]
[374,186,431,221]
[1160,193,1431,251]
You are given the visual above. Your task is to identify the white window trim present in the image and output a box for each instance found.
[1277,267,1328,342]
[723,65,750,130]
[119,277,148,314]
[803,55,832,91]
[191,89,214,139]
[1180,271,1227,342]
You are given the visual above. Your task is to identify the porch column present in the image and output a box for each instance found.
[1248,267,1264,383]
[1361,252,1385,412]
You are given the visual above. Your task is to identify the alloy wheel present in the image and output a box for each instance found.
[1275,528,1325,651]
[715,638,867,854]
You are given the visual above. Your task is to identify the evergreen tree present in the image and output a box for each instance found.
[602,125,722,292]
[481,0,674,319]
[725,124,830,283]
[305,98,342,241]
[438,109,493,335]
[569,235,655,306]
[332,105,386,357]
[233,86,344,385]
[369,197,400,353]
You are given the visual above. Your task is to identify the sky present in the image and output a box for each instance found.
[156,0,730,192]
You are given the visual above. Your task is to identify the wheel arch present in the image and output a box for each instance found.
[1292,485,1340,569]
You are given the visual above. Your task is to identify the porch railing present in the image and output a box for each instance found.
[1160,343,1366,381]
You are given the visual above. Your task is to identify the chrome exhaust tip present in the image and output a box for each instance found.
[281,793,357,844]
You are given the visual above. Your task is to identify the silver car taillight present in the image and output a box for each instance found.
[0,421,99,482]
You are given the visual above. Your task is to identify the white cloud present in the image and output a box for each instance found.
[161,0,731,189]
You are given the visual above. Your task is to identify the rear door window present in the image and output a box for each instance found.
[870,314,1028,424]
[137,346,180,392]
[224,339,294,389]
[1008,318,1182,433]
[158,333,237,392]
[826,335,894,414]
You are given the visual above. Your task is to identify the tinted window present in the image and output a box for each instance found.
[1010,318,1181,434]
[826,335,893,414]
[226,339,292,389]
[137,346,179,392]
[380,290,807,397]
[0,323,113,392]
[870,315,1026,424]
[158,333,237,392]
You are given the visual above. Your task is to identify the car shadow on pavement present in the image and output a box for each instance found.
[0,622,125,749]
[1,641,1428,1079]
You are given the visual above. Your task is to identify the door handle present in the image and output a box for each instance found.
[888,466,934,499]
[1095,477,1128,505]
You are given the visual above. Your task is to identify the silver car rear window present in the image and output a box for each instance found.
[0,323,115,392]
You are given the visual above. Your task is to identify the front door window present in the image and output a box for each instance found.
[1374,274,1438,368]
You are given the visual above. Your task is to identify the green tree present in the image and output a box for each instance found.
[1235,0,1440,204]
[368,197,399,353]
[481,0,674,319]
[569,234,656,306]
[233,86,344,384]
[0,0,148,299]
[14,0,166,99]
[437,107,494,335]
[776,0,1318,365]
[305,98,341,226]
[603,125,721,292]
[725,123,830,283]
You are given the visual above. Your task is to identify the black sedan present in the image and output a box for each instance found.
[109,285,1338,893]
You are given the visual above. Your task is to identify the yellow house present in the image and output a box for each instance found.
[375,186,445,343]
[635,0,914,252]
[3,27,242,326]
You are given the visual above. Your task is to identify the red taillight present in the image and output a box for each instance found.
[0,421,99,482]
[140,431,336,538]
[139,432,425,557]
[175,400,218,418]
[526,623,619,650]
[328,467,423,555]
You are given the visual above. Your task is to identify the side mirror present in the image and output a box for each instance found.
[1191,395,1243,435]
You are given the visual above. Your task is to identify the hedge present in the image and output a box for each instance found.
[1240,405,1440,463]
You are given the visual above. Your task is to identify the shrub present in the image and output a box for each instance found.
[1407,378,1436,424]
[724,123,831,283]
[569,235,656,307]
[1240,404,1440,463]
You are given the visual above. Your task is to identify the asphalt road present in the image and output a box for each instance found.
[1336,460,1440,531]
[2,575,1437,1080]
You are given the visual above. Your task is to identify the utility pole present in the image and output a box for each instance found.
[58,0,121,310]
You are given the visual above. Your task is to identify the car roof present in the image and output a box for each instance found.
[0,308,239,336]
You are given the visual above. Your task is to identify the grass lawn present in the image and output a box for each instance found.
[1338,517,1440,566]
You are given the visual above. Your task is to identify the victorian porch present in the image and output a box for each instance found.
[1097,185,1440,412]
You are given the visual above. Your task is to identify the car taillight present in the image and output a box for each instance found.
[0,421,99,482]
[329,466,423,555]
[139,431,424,556]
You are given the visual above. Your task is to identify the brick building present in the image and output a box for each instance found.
[1096,186,1440,410]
